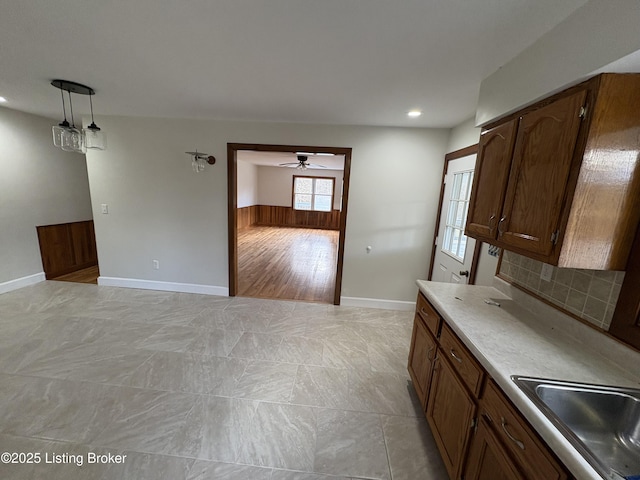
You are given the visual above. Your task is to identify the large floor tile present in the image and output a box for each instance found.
[271,471,350,480]
[0,376,120,444]
[167,396,258,462]
[232,361,298,402]
[382,415,447,480]
[290,365,351,410]
[237,402,317,471]
[125,351,248,395]
[230,332,284,360]
[186,459,272,480]
[15,342,154,385]
[90,387,198,454]
[313,409,390,480]
[101,450,195,480]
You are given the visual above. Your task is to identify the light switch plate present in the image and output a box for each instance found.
[101,204,109,214]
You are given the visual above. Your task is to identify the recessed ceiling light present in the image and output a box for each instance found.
[0,97,7,103]
[408,110,422,118]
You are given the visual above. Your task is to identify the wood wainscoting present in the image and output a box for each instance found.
[36,220,98,280]
[238,206,259,228]
[237,205,341,230]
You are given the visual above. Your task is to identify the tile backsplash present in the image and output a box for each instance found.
[499,251,625,330]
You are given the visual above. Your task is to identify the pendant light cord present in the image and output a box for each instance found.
[89,94,95,124]
[60,89,68,122]
[67,90,76,128]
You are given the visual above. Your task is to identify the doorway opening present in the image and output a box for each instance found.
[227,143,352,305]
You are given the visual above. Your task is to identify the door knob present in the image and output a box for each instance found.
[460,270,469,277]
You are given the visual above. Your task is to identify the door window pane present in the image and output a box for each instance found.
[442,170,474,261]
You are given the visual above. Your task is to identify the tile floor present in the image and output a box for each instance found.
[0,281,446,479]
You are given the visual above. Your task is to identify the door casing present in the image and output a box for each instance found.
[428,144,482,283]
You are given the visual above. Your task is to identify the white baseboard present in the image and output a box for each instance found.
[0,272,46,294]
[340,296,415,311]
[98,276,229,297]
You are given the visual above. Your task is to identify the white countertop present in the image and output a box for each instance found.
[416,279,640,480]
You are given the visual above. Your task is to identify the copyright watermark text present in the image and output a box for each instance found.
[1,451,127,467]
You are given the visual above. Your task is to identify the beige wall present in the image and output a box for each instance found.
[86,115,449,304]
[257,166,343,210]
[237,161,258,208]
[477,0,640,125]
[0,107,93,288]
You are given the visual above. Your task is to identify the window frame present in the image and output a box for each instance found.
[292,175,336,212]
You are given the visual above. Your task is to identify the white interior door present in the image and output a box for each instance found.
[433,154,477,284]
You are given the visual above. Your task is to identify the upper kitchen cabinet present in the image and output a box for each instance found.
[466,120,517,240]
[465,73,640,270]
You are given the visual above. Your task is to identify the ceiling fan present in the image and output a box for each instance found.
[279,154,328,170]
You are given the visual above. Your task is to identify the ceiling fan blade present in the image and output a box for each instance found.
[306,163,327,168]
[278,162,300,166]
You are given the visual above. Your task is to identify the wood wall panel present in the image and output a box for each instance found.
[36,220,98,279]
[237,205,340,230]
[237,205,259,228]
[255,205,341,230]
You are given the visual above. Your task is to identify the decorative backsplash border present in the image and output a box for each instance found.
[498,250,625,330]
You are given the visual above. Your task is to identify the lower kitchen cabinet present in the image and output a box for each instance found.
[407,313,438,408]
[479,380,567,480]
[464,415,525,480]
[426,354,477,480]
[408,291,569,480]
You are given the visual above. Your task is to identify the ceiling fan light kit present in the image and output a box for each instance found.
[279,154,328,170]
[51,79,107,153]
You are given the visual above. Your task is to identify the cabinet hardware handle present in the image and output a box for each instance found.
[427,346,434,360]
[450,349,463,363]
[420,307,429,316]
[501,417,525,450]
[498,216,506,236]
[488,214,496,234]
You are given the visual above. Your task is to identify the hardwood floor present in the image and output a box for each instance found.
[238,226,339,303]
[52,265,100,284]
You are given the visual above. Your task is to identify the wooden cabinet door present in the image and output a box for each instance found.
[69,221,98,265]
[36,224,74,278]
[466,120,517,241]
[609,222,640,349]
[464,416,525,480]
[426,354,476,480]
[499,90,587,259]
[408,314,437,409]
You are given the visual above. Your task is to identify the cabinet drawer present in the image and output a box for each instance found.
[439,323,484,396]
[482,380,567,480]
[416,292,441,337]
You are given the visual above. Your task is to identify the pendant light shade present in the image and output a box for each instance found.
[83,93,106,150]
[51,80,106,153]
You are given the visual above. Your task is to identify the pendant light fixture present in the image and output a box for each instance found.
[51,80,107,153]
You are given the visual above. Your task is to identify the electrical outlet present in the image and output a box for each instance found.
[153,260,160,270]
[540,263,554,282]
[101,204,109,214]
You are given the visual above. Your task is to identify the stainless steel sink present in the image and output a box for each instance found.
[512,376,640,480]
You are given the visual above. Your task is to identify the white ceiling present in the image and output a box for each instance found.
[238,151,345,170]
[0,0,591,128]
